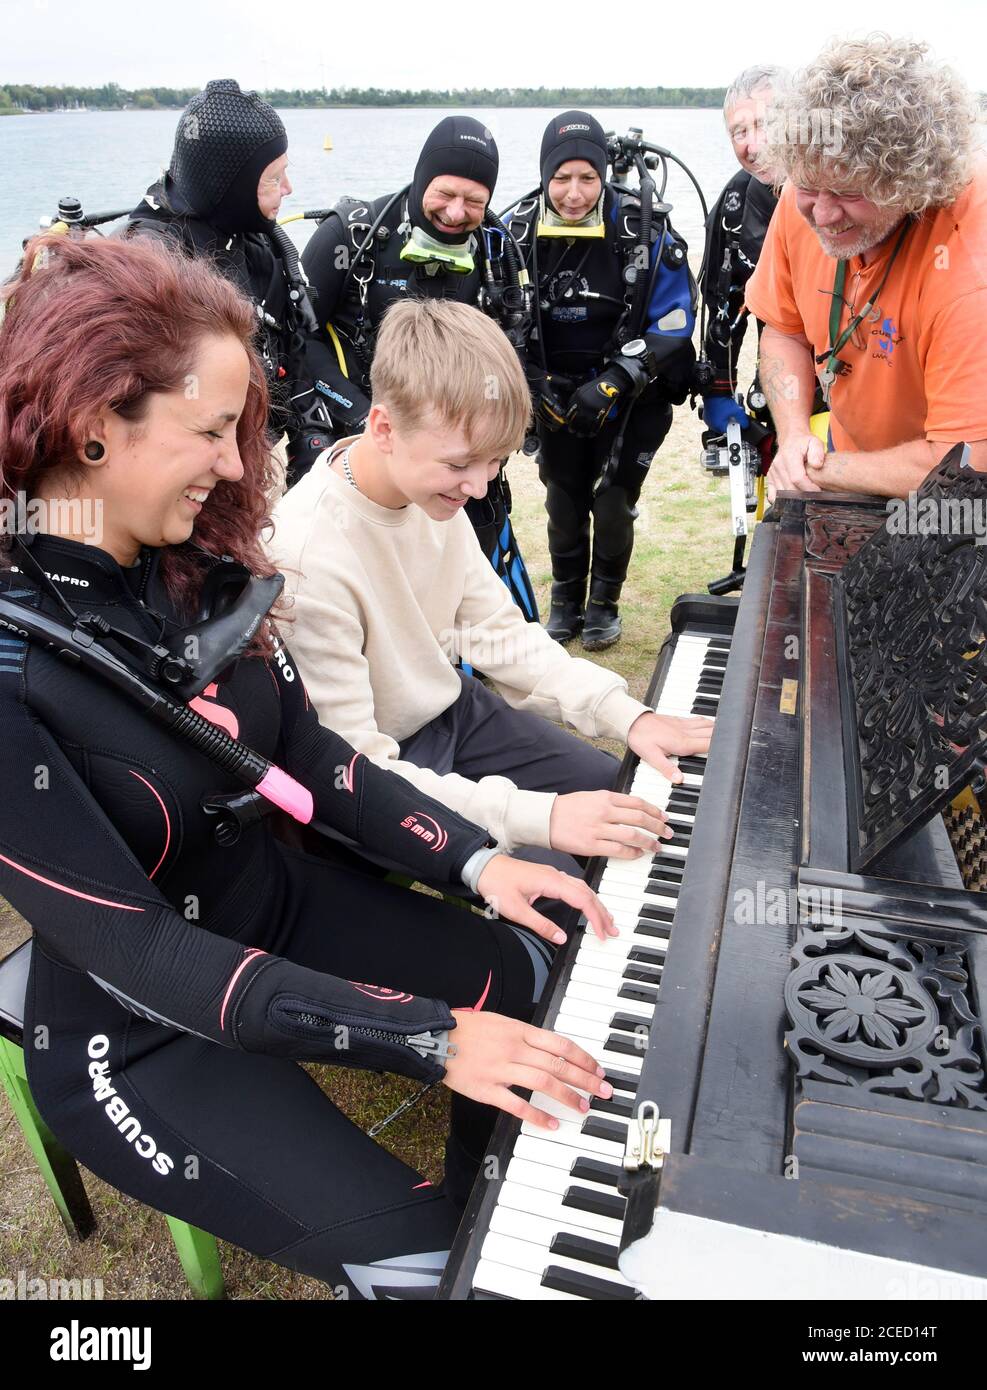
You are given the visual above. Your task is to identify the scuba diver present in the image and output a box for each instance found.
[0,233,616,1298]
[300,117,538,620]
[504,113,697,650]
[697,66,788,440]
[126,79,332,489]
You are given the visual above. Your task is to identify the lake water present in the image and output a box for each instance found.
[1,106,742,268]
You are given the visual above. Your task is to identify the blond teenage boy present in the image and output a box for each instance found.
[268,300,712,889]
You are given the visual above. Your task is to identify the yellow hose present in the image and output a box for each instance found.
[325,322,349,378]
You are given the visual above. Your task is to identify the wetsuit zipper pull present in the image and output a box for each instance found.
[405,1030,458,1061]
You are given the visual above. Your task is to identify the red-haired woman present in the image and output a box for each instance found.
[0,235,616,1298]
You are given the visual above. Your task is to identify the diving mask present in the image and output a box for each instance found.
[536,191,606,239]
[400,224,475,273]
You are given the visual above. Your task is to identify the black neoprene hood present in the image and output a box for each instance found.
[409,116,500,244]
[540,110,608,210]
[168,78,288,235]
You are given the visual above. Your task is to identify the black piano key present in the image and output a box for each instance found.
[619,981,659,1005]
[590,1092,635,1119]
[625,973,664,995]
[692,699,719,716]
[541,1264,638,1300]
[611,1007,650,1030]
[676,757,708,775]
[663,830,691,848]
[582,1112,630,1143]
[648,855,686,875]
[550,1231,621,1271]
[602,1066,639,1093]
[666,788,700,807]
[622,964,662,984]
[603,1031,646,1058]
[644,875,680,896]
[563,1184,627,1221]
[639,904,675,923]
[628,945,665,965]
[570,1157,622,1187]
[635,920,671,940]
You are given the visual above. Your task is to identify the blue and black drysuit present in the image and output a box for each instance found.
[507,185,697,595]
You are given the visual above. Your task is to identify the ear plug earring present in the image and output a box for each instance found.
[84,441,105,461]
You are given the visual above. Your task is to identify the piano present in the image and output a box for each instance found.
[438,447,987,1300]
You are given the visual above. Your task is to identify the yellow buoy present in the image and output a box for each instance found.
[323,134,333,151]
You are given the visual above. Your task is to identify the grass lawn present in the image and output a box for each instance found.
[0,390,745,1299]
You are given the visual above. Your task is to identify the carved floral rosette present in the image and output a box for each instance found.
[784,921,986,1110]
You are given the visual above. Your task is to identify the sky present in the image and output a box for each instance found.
[2,0,985,92]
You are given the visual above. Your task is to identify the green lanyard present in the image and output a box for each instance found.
[819,220,911,394]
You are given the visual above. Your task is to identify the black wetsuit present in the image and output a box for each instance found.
[699,168,778,402]
[507,186,696,593]
[127,181,332,471]
[0,534,549,1298]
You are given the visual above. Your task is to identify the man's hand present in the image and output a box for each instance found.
[476,853,618,944]
[443,1012,613,1130]
[528,366,574,432]
[626,711,714,780]
[549,790,672,860]
[766,432,827,502]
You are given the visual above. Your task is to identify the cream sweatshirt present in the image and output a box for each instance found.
[267,451,649,851]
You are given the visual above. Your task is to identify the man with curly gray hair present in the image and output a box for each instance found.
[745,35,987,500]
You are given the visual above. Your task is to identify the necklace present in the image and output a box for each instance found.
[340,444,359,493]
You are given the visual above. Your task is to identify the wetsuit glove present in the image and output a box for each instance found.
[702,394,750,435]
[565,359,648,437]
[526,365,573,432]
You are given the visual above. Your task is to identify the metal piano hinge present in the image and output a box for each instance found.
[779,678,799,715]
[619,1102,671,1256]
[623,1100,671,1173]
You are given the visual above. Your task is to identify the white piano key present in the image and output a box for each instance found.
[473,1257,580,1301]
[494,1178,624,1239]
[564,978,655,1014]
[547,1031,645,1074]
[513,1132,626,1173]
[596,880,679,909]
[553,1013,649,1050]
[556,992,652,1026]
[519,1117,629,1156]
[479,1231,633,1290]
[505,1155,617,1199]
[492,1191,581,1236]
[524,1092,631,1135]
[571,958,660,990]
[569,959,635,989]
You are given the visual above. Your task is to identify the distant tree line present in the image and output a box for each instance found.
[0,82,726,113]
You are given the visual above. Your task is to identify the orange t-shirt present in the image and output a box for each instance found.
[744,162,987,453]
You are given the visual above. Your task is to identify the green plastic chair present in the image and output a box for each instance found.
[0,940,225,1299]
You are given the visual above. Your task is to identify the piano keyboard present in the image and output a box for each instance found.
[469,631,732,1300]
